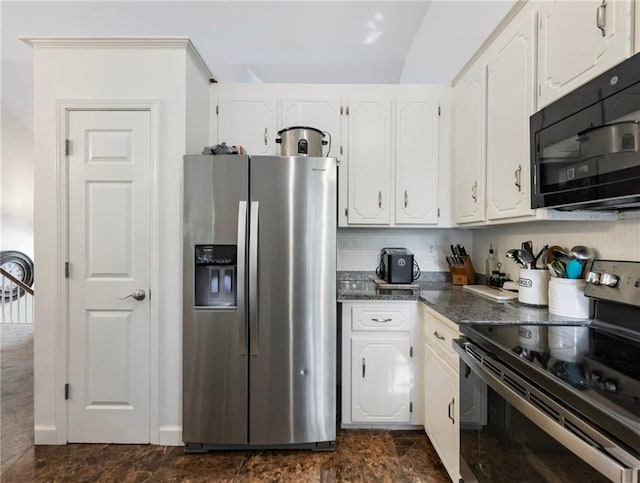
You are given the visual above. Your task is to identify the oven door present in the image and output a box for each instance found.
[454,339,640,483]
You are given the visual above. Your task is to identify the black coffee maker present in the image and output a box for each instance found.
[376,248,419,284]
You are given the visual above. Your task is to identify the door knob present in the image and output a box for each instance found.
[120,289,146,301]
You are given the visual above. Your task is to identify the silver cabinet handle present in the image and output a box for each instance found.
[433,331,446,340]
[237,201,248,355]
[448,397,455,424]
[249,201,259,355]
[514,164,522,192]
[264,128,268,146]
[378,190,382,208]
[597,0,607,37]
[120,289,146,301]
[372,318,392,323]
[404,190,408,208]
[471,181,478,203]
[362,358,366,378]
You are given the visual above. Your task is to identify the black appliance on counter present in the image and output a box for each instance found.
[531,51,640,211]
[376,248,417,284]
[455,260,640,482]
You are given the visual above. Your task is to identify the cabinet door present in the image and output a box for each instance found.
[280,97,342,159]
[486,9,537,220]
[347,99,392,224]
[395,99,439,225]
[424,343,460,482]
[538,0,633,108]
[351,337,411,423]
[453,64,486,224]
[217,97,277,155]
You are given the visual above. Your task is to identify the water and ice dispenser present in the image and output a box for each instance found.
[194,244,237,308]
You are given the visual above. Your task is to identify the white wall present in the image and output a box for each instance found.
[400,1,516,84]
[29,39,210,445]
[472,219,640,281]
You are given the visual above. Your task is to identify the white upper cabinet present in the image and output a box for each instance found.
[538,0,634,108]
[217,97,277,155]
[395,99,439,225]
[280,97,342,159]
[486,8,537,220]
[453,63,486,224]
[212,86,449,227]
[346,98,393,225]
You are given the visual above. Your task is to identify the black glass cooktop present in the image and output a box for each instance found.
[462,322,640,420]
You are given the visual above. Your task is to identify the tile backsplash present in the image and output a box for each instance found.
[337,227,473,273]
[472,219,640,281]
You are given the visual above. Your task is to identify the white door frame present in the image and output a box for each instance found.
[56,99,160,444]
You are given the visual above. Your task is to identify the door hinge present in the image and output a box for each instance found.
[64,383,70,400]
[65,139,70,156]
[346,106,350,115]
[148,289,151,301]
[344,208,348,218]
[410,346,414,357]
[340,106,344,115]
[410,402,413,413]
[65,262,70,278]
[437,208,441,217]
[216,105,219,115]
[438,106,441,116]
[538,84,542,96]
[340,145,343,156]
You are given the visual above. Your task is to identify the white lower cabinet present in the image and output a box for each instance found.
[421,305,460,482]
[351,337,411,423]
[424,343,459,482]
[341,301,422,428]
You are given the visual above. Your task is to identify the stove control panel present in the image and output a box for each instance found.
[585,260,640,307]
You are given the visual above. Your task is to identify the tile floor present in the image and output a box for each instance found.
[1,429,450,482]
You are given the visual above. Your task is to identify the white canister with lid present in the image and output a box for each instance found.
[518,269,550,306]
[548,278,592,318]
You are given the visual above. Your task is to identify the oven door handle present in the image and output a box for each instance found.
[453,339,640,483]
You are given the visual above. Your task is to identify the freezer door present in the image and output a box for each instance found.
[248,156,337,445]
[183,155,249,445]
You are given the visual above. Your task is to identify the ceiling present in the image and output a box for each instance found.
[3,1,516,84]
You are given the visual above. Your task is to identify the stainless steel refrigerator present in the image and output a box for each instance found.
[182,154,337,451]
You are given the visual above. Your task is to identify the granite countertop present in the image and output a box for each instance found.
[337,272,592,326]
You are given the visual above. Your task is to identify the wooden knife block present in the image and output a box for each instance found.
[449,256,476,285]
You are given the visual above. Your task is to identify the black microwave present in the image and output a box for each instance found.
[530,51,640,211]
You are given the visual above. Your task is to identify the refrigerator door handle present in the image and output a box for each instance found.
[249,201,260,356]
[237,201,248,355]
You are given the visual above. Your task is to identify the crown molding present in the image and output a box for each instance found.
[21,36,214,80]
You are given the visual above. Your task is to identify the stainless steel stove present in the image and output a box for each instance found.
[455,260,640,483]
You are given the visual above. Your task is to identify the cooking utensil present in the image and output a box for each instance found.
[532,245,549,270]
[546,245,564,263]
[517,249,534,268]
[551,259,567,277]
[550,248,570,265]
[505,249,525,268]
[547,263,562,277]
[569,245,594,261]
[566,259,584,279]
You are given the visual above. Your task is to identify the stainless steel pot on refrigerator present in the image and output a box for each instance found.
[182,154,337,451]
[275,126,330,157]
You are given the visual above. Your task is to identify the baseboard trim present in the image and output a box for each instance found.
[34,425,59,445]
[159,425,183,446]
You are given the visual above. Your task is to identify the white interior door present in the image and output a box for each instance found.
[67,109,151,443]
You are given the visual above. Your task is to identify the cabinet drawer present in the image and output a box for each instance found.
[423,308,459,368]
[351,306,411,332]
